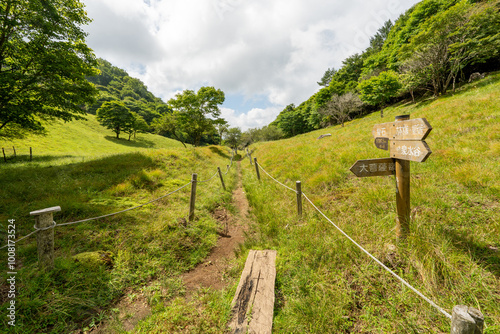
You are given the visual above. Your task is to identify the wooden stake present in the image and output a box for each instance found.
[247,149,253,165]
[254,158,261,181]
[450,305,484,334]
[2,148,6,162]
[30,206,61,270]
[395,115,411,240]
[188,173,197,221]
[217,167,226,191]
[296,181,302,217]
[30,147,32,161]
[12,146,16,158]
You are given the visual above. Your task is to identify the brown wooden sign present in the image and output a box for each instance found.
[350,158,396,177]
[374,137,389,150]
[390,140,432,162]
[372,118,432,141]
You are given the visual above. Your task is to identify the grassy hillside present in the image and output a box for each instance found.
[0,142,237,332]
[0,113,185,167]
[241,73,499,332]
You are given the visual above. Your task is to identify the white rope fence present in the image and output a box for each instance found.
[254,159,453,320]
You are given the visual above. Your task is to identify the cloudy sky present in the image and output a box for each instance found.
[82,0,420,130]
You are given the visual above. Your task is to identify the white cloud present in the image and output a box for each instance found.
[82,0,420,129]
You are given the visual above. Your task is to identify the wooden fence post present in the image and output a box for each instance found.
[12,146,16,158]
[450,305,484,334]
[395,115,411,240]
[247,149,253,165]
[30,147,32,161]
[217,167,226,191]
[30,206,61,270]
[2,148,6,162]
[254,158,261,181]
[296,181,302,217]
[188,173,197,221]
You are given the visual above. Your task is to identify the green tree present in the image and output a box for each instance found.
[124,112,149,141]
[358,71,401,117]
[0,0,98,136]
[399,1,500,95]
[224,127,242,151]
[168,86,225,146]
[96,101,134,139]
[152,112,187,148]
[317,68,336,87]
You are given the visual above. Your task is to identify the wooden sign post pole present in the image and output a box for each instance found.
[394,115,411,240]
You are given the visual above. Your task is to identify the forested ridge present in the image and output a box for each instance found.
[271,0,500,138]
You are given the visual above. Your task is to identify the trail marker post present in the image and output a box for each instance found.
[30,206,61,270]
[350,115,432,240]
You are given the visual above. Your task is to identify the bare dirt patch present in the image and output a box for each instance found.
[182,162,249,293]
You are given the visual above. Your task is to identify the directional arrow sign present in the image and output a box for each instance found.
[390,140,432,162]
[350,158,396,177]
[372,118,432,141]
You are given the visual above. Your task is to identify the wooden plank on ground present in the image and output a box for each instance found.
[228,249,277,334]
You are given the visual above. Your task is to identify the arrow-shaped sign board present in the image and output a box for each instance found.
[390,140,432,162]
[350,158,396,177]
[372,118,432,141]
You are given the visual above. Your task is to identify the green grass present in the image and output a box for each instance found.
[0,113,185,167]
[240,73,500,333]
[0,142,238,332]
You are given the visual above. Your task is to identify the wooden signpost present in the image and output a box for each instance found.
[350,115,432,239]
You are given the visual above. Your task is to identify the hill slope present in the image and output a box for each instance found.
[241,73,499,332]
[0,113,185,165]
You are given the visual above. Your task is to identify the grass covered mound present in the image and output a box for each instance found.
[241,73,500,333]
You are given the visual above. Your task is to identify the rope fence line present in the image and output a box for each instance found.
[1,155,236,250]
[254,159,453,321]
[255,161,298,194]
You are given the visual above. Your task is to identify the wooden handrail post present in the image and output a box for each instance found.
[12,146,16,158]
[2,148,6,162]
[395,115,411,240]
[30,147,32,161]
[30,206,61,270]
[217,167,226,191]
[254,158,261,181]
[450,305,484,334]
[247,149,253,165]
[296,181,302,217]
[188,173,197,221]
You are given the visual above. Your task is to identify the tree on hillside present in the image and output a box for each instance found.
[214,119,229,145]
[358,71,401,117]
[399,1,500,95]
[96,101,134,139]
[168,86,225,146]
[224,127,242,151]
[124,112,149,141]
[317,68,336,87]
[0,0,98,137]
[319,92,362,127]
[152,112,187,148]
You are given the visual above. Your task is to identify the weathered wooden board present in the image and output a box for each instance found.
[350,158,396,177]
[390,140,432,162]
[374,137,389,150]
[372,118,432,141]
[228,250,277,334]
